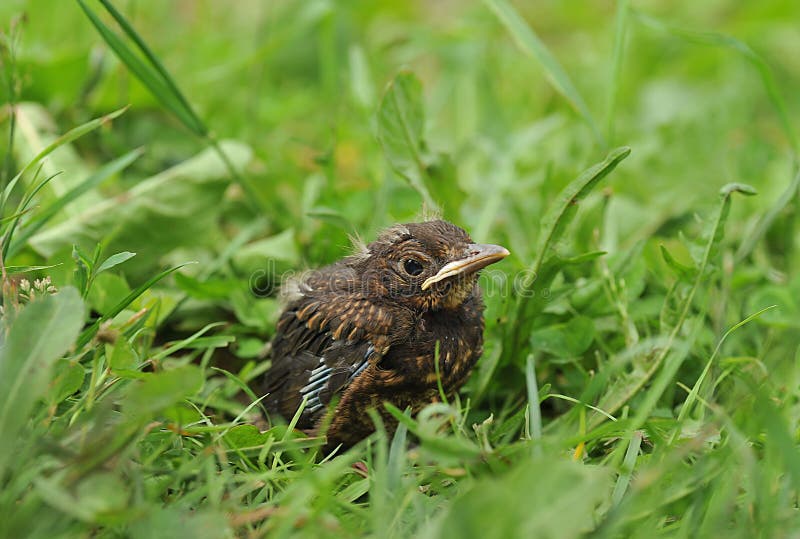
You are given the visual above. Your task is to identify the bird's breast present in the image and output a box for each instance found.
[375,296,485,393]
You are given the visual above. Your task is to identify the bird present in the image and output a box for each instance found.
[260,219,509,451]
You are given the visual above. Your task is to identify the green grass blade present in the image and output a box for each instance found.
[610,430,642,506]
[3,264,60,274]
[525,354,543,456]
[6,148,143,258]
[2,169,61,258]
[484,0,605,147]
[670,305,777,443]
[151,322,226,362]
[76,0,204,136]
[98,0,207,136]
[76,262,195,349]
[77,1,266,215]
[736,166,800,262]
[0,107,127,214]
[606,0,630,142]
[510,147,630,355]
[532,147,630,278]
[0,19,22,189]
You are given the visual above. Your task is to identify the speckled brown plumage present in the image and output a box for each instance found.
[260,220,509,451]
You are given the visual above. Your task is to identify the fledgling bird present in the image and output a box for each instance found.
[261,220,509,451]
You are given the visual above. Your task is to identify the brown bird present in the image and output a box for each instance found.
[261,220,509,451]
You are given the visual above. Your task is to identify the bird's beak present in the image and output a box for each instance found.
[421,243,510,290]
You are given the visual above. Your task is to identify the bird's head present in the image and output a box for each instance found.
[354,220,509,312]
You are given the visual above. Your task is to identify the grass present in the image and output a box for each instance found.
[1,0,799,537]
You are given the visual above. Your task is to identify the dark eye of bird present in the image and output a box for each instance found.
[403,258,424,276]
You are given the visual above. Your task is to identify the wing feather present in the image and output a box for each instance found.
[263,293,409,428]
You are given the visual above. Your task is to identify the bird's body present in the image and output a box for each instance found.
[261,220,508,450]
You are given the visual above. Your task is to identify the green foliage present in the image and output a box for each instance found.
[0,1,799,537]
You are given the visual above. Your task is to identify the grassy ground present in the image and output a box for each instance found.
[1,1,799,537]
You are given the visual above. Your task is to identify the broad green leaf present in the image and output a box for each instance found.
[425,457,611,539]
[230,290,279,331]
[123,365,204,421]
[129,507,230,539]
[660,244,698,281]
[224,424,271,449]
[47,359,86,404]
[232,228,300,268]
[530,316,596,358]
[0,287,84,477]
[96,251,136,274]
[107,338,138,371]
[377,72,436,208]
[30,141,251,277]
[35,472,129,523]
[174,273,238,300]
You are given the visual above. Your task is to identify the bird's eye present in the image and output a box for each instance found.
[403,258,424,276]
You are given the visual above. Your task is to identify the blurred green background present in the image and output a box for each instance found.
[1,1,799,537]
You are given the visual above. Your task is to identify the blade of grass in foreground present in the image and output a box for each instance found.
[98,0,207,136]
[0,288,84,478]
[484,0,606,147]
[525,354,543,457]
[77,0,266,215]
[610,430,642,506]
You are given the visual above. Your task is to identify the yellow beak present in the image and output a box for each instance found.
[421,243,510,291]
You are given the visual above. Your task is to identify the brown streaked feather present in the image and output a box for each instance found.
[263,284,414,429]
